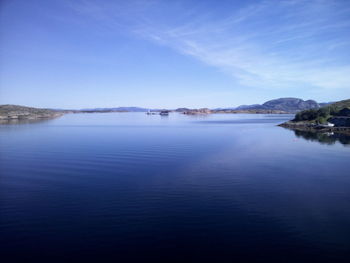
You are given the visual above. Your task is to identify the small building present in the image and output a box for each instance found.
[324,122,334,127]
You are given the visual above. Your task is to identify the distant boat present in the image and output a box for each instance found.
[159,110,169,116]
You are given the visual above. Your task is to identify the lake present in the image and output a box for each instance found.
[1,113,349,262]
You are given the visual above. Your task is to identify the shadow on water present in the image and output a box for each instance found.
[293,130,350,146]
[198,118,291,124]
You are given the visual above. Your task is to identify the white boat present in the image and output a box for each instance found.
[318,122,335,127]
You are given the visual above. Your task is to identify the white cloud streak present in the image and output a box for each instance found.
[69,0,350,93]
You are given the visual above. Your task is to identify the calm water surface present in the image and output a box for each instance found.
[1,113,349,262]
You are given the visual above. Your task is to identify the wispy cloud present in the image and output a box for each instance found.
[68,0,350,93]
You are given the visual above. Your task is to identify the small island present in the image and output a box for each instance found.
[279,99,350,135]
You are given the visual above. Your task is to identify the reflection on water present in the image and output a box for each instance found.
[1,113,350,262]
[293,130,350,146]
[0,118,57,125]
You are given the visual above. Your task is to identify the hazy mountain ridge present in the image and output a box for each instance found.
[234,98,321,112]
[0,98,343,121]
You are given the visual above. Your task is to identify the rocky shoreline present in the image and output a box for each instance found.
[278,99,350,135]
[0,105,63,121]
[279,121,350,135]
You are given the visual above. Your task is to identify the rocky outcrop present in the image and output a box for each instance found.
[183,108,211,115]
[0,105,63,120]
[279,100,350,135]
[279,121,350,135]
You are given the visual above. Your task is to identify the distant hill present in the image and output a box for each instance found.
[319,102,335,107]
[2,99,345,121]
[262,98,319,111]
[235,98,320,112]
[175,108,191,112]
[325,99,350,112]
[235,104,262,110]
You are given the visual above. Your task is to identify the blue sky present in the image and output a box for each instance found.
[1,0,349,108]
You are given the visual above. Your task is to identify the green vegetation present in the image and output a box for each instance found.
[293,99,350,123]
[0,105,54,115]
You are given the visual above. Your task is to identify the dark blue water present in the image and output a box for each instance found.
[1,113,350,262]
